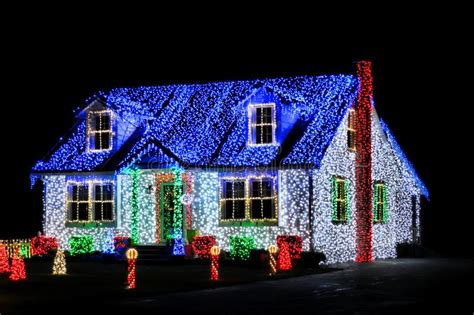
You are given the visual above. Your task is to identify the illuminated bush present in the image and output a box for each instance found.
[191,236,216,259]
[277,235,302,259]
[31,236,58,256]
[229,236,256,260]
[69,236,94,255]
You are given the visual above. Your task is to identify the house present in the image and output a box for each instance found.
[30,61,428,264]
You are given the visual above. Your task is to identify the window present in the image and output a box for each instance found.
[221,179,246,220]
[347,109,356,151]
[250,179,274,219]
[220,176,277,223]
[88,110,113,151]
[248,103,276,145]
[373,182,387,223]
[67,181,114,223]
[93,183,114,221]
[332,176,349,222]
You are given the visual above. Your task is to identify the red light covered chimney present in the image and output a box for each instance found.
[355,61,373,263]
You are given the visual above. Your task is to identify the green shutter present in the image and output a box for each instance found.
[331,176,338,221]
[344,179,350,221]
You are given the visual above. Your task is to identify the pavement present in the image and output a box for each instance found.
[118,258,473,314]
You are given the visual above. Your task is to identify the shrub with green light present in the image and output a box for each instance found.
[69,236,94,255]
[229,236,256,260]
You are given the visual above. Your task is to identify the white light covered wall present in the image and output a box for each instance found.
[371,113,398,259]
[191,170,311,251]
[312,110,357,264]
[43,175,124,251]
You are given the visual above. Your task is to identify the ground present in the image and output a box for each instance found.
[1,258,473,314]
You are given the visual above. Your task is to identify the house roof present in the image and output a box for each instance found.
[380,120,429,198]
[32,75,359,172]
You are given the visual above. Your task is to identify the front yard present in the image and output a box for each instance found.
[0,257,336,312]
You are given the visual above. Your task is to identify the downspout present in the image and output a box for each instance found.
[355,61,374,263]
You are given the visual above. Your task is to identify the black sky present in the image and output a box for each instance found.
[1,15,469,256]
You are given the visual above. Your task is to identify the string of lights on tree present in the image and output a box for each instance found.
[52,250,67,275]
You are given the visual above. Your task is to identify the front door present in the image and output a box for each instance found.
[160,183,184,243]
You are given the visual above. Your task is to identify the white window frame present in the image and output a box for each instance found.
[66,180,115,223]
[87,110,114,152]
[248,103,277,146]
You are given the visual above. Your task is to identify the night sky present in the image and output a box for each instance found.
[1,20,469,257]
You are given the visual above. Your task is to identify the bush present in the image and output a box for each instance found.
[277,235,302,259]
[300,251,326,267]
[69,236,94,256]
[229,236,256,260]
[191,236,217,259]
[31,236,58,256]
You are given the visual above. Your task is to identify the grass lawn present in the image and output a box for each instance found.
[0,257,337,312]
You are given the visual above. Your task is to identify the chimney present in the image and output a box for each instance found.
[355,60,373,263]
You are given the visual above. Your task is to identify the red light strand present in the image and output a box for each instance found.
[127,259,136,289]
[210,255,219,281]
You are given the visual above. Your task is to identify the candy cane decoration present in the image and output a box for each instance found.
[268,244,278,276]
[126,248,138,289]
[210,245,220,281]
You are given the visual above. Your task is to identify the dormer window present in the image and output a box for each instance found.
[248,103,277,146]
[88,110,113,152]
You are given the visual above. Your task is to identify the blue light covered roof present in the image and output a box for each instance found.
[33,75,360,172]
[380,120,429,198]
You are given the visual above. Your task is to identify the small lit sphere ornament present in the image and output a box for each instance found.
[210,245,220,256]
[268,244,278,254]
[126,248,138,260]
[180,193,194,205]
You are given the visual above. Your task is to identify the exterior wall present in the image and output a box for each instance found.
[371,114,398,259]
[43,175,122,251]
[313,110,357,264]
[191,169,312,251]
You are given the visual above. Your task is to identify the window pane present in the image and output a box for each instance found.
[262,125,273,143]
[103,184,113,200]
[262,199,273,218]
[225,182,233,198]
[251,200,262,218]
[71,185,78,201]
[102,202,113,220]
[93,115,101,131]
[100,114,110,131]
[94,185,102,201]
[100,132,111,149]
[233,181,245,198]
[262,107,272,123]
[224,200,233,219]
[252,181,261,197]
[256,107,263,124]
[94,133,101,150]
[70,203,78,221]
[261,181,272,197]
[94,203,102,221]
[78,203,89,221]
[78,186,88,201]
[256,125,263,144]
[234,200,245,219]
